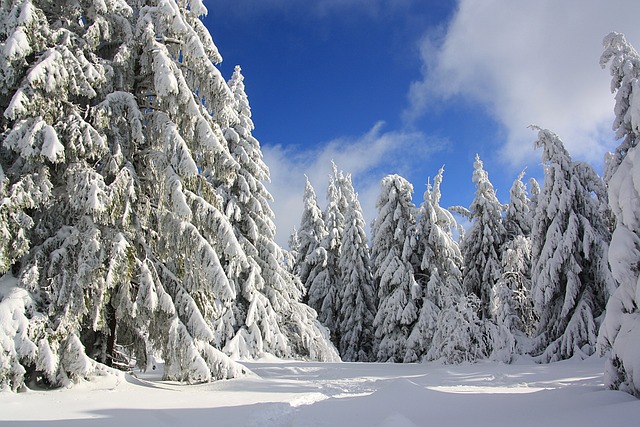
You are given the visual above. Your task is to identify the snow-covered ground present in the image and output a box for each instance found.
[2,356,638,426]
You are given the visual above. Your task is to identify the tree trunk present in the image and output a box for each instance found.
[105,303,117,367]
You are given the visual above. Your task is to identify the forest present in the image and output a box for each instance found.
[0,0,639,403]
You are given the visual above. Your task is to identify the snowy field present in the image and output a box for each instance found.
[2,356,639,426]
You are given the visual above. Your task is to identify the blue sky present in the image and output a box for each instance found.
[205,0,640,246]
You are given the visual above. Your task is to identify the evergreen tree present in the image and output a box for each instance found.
[504,171,531,238]
[307,163,346,346]
[218,66,338,362]
[597,32,640,397]
[530,127,615,362]
[0,0,337,390]
[295,176,327,294]
[407,168,488,363]
[406,168,462,361]
[338,177,376,362]
[460,154,506,320]
[492,172,536,358]
[286,226,300,275]
[427,294,488,364]
[0,0,248,389]
[527,177,541,225]
[371,174,420,362]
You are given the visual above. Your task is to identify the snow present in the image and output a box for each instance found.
[3,27,31,61]
[2,356,637,426]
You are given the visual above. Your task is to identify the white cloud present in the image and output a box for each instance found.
[407,0,640,168]
[262,122,445,247]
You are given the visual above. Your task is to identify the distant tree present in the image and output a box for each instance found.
[286,226,300,274]
[597,32,640,397]
[295,176,327,294]
[406,168,462,362]
[405,168,489,364]
[371,175,420,362]
[491,172,536,359]
[338,177,376,362]
[308,163,346,346]
[460,155,506,320]
[527,177,541,226]
[530,127,615,362]
[503,171,531,238]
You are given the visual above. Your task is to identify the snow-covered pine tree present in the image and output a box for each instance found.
[286,226,300,274]
[527,177,541,227]
[460,154,506,320]
[406,167,488,363]
[0,0,255,389]
[528,177,540,216]
[0,0,139,390]
[530,127,615,363]
[406,168,461,361]
[597,32,640,397]
[295,176,327,295]
[371,174,421,362]
[503,171,531,239]
[427,293,488,364]
[338,175,376,362]
[219,66,337,361]
[0,0,339,390]
[492,172,536,358]
[307,163,346,346]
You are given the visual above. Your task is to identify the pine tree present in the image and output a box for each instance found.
[492,172,536,358]
[0,0,337,390]
[295,176,327,294]
[286,226,300,275]
[0,0,251,388]
[338,176,376,362]
[406,168,462,362]
[217,66,338,362]
[597,32,640,397]
[460,154,506,320]
[504,171,531,238]
[307,163,346,346]
[530,127,615,363]
[371,174,420,362]
[406,167,488,363]
[427,294,488,364]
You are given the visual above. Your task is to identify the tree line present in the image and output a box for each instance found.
[288,33,640,398]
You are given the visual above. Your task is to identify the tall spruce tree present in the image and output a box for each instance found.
[492,172,535,358]
[308,163,346,346]
[406,168,464,362]
[530,127,615,363]
[338,175,376,362]
[597,32,640,397]
[461,154,506,320]
[371,174,420,362]
[286,226,300,275]
[403,168,489,364]
[0,0,248,388]
[219,66,337,361]
[295,176,327,295]
[0,0,336,391]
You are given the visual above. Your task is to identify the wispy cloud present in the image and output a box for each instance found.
[263,122,446,246]
[406,0,640,168]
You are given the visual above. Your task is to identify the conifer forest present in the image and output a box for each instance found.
[1,0,640,411]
